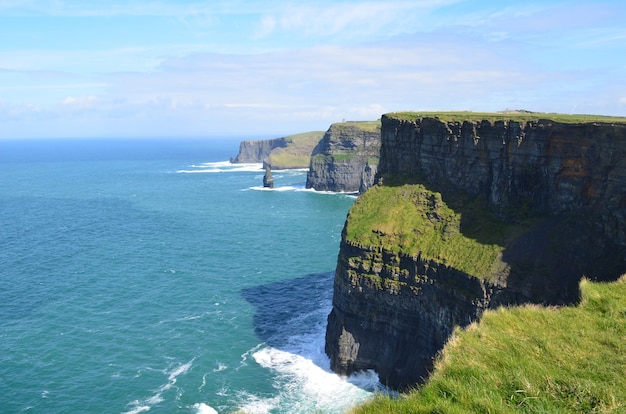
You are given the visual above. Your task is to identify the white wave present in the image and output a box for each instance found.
[213,362,227,372]
[123,360,194,414]
[122,402,151,414]
[238,344,263,370]
[199,373,207,391]
[249,347,378,413]
[296,187,359,196]
[195,161,233,168]
[177,161,263,174]
[236,392,279,414]
[216,386,229,397]
[168,360,193,381]
[192,402,219,414]
[247,185,358,197]
[235,318,380,414]
[272,168,309,173]
[248,185,304,192]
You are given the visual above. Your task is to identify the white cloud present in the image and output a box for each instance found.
[61,95,98,109]
[255,15,277,38]
[255,0,462,40]
[1,0,625,139]
[0,83,108,92]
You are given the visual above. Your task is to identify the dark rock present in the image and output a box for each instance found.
[263,165,274,188]
[306,122,381,193]
[325,237,499,389]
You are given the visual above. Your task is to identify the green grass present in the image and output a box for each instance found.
[335,120,381,132]
[344,181,530,280]
[266,130,324,168]
[352,276,626,413]
[332,153,357,161]
[387,111,626,125]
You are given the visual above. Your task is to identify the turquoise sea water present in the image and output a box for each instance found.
[0,139,379,413]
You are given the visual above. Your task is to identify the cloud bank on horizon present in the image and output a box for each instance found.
[0,0,625,139]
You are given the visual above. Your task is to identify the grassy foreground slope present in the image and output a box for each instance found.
[352,277,626,413]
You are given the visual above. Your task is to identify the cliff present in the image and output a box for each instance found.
[231,131,323,169]
[231,137,287,163]
[306,121,381,193]
[325,112,626,389]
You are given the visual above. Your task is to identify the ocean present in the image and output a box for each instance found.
[0,138,380,413]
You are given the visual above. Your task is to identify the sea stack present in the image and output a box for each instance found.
[263,165,274,188]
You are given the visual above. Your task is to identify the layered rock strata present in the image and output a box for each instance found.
[326,236,501,388]
[306,122,381,193]
[325,113,626,389]
[378,115,626,243]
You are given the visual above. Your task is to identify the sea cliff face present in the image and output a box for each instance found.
[326,236,501,388]
[306,122,381,193]
[325,113,626,389]
[378,115,626,244]
[232,137,288,164]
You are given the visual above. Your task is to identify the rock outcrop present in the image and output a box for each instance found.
[306,121,381,193]
[325,112,626,389]
[263,165,274,188]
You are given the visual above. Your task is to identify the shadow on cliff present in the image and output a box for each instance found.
[240,271,335,350]
[380,173,626,307]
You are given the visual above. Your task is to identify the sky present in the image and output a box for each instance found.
[0,0,625,139]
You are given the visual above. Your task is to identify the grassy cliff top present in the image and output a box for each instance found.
[386,110,626,124]
[266,130,324,169]
[344,181,528,281]
[333,120,381,132]
[352,276,626,413]
[283,130,325,142]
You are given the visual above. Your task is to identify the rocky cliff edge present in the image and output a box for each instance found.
[306,121,381,193]
[325,112,626,389]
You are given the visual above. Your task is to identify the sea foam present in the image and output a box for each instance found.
[193,402,219,414]
[177,161,263,173]
[123,360,194,414]
[236,315,380,413]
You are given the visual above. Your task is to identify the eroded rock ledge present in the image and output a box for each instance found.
[325,113,626,389]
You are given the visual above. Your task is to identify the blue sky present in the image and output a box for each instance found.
[0,0,625,139]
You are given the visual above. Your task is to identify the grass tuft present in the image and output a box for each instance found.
[351,277,626,413]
